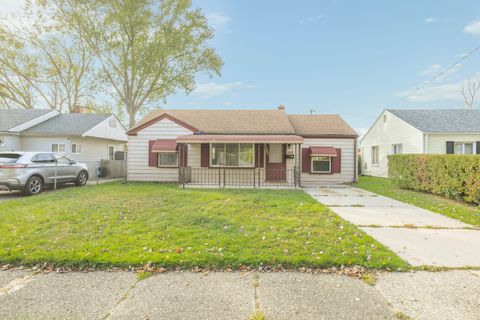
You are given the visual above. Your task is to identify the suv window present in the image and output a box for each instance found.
[32,153,55,163]
[0,153,22,164]
[54,154,72,165]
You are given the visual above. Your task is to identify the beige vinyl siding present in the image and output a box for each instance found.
[361,110,424,177]
[301,138,355,186]
[426,133,480,154]
[20,136,124,162]
[127,118,193,181]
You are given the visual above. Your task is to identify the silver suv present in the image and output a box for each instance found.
[0,152,89,196]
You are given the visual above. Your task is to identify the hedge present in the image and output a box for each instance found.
[388,154,480,205]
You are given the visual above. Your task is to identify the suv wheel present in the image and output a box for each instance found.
[75,171,88,186]
[24,176,44,196]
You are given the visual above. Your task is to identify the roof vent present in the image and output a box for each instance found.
[278,105,286,111]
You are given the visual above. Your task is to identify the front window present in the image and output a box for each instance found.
[108,146,115,160]
[311,156,331,173]
[392,144,403,154]
[371,146,379,165]
[455,142,473,154]
[71,144,82,154]
[157,152,178,167]
[210,143,254,167]
[51,143,66,153]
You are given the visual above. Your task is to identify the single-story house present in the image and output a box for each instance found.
[360,109,480,177]
[0,109,127,163]
[127,106,358,187]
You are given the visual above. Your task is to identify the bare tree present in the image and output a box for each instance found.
[44,0,223,128]
[0,5,98,112]
[461,78,480,109]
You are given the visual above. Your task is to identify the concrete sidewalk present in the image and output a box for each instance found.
[0,270,479,320]
[304,186,480,267]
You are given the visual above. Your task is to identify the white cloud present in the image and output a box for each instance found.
[206,12,231,30]
[400,83,462,102]
[425,17,438,23]
[193,82,244,98]
[418,63,462,81]
[420,64,441,76]
[464,21,480,36]
[299,15,323,25]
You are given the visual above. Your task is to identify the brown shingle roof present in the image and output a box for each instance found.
[287,114,358,137]
[130,109,358,137]
[132,109,296,134]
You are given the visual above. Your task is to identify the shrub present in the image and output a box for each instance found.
[388,154,480,204]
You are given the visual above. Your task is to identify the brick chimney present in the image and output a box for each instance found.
[71,105,85,113]
[278,104,286,112]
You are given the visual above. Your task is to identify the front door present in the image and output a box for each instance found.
[265,144,286,181]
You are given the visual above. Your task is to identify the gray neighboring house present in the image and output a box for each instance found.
[360,109,480,177]
[0,109,127,163]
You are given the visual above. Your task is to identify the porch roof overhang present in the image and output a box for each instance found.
[176,134,304,144]
[151,139,178,152]
[310,146,338,157]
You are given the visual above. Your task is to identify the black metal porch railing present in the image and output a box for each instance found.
[179,167,300,188]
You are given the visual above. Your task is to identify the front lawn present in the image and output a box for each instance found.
[355,176,480,226]
[0,182,407,270]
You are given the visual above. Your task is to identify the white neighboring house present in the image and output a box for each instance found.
[360,109,480,177]
[0,109,127,163]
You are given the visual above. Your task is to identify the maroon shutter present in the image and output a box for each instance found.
[332,148,342,173]
[183,146,188,167]
[200,143,209,167]
[255,144,264,168]
[301,148,311,173]
[446,141,454,154]
[148,140,157,167]
[179,144,188,167]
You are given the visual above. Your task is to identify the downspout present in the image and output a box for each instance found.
[354,137,358,183]
[423,133,428,154]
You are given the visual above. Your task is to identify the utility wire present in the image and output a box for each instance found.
[386,45,480,108]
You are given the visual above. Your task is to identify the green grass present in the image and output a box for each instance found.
[0,182,407,270]
[354,176,480,226]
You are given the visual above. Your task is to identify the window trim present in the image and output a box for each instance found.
[209,143,255,168]
[392,143,403,155]
[157,151,179,168]
[311,156,332,173]
[108,145,115,160]
[71,143,82,154]
[51,143,66,154]
[371,146,379,166]
[454,142,474,155]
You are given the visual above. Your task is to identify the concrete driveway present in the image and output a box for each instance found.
[304,186,480,267]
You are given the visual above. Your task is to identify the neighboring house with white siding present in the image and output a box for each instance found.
[360,109,480,177]
[127,107,358,187]
[0,109,127,162]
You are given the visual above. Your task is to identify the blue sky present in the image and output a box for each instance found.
[3,0,480,134]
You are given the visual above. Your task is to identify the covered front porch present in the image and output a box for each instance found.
[175,134,303,188]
